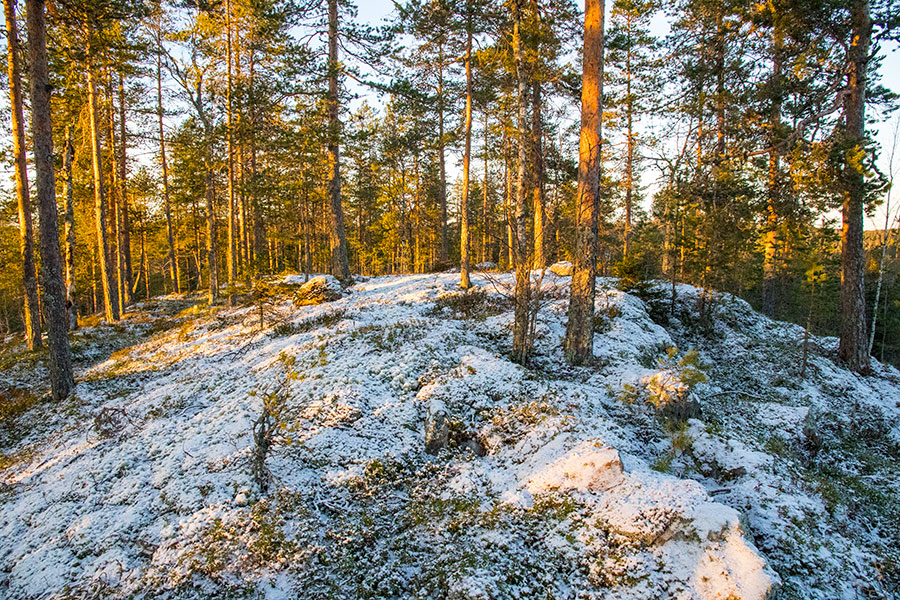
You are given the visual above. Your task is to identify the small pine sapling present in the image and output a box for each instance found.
[251,353,299,493]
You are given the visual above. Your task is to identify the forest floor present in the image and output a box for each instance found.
[0,271,898,600]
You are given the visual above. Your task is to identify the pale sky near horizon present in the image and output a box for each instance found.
[356,0,900,231]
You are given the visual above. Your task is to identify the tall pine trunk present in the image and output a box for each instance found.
[226,0,237,285]
[327,0,350,282]
[26,0,73,399]
[4,0,41,350]
[460,25,473,289]
[511,0,531,364]
[205,165,219,304]
[838,0,872,373]
[762,21,783,318]
[532,81,546,269]
[157,24,179,293]
[64,127,77,329]
[565,0,604,365]
[117,71,133,306]
[86,30,119,322]
[437,50,449,264]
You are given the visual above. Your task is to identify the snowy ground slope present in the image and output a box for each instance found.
[0,272,897,599]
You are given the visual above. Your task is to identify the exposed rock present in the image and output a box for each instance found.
[293,275,343,306]
[549,261,573,277]
[459,437,486,456]
[474,261,499,271]
[527,443,624,492]
[425,398,449,454]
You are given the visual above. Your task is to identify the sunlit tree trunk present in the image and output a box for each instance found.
[226,0,237,285]
[327,0,350,282]
[205,165,219,305]
[157,23,179,293]
[838,0,872,373]
[565,0,604,365]
[86,28,119,322]
[117,71,133,306]
[4,0,41,349]
[762,23,783,318]
[64,127,77,329]
[511,0,532,364]
[532,81,545,269]
[27,0,73,400]
[460,25,473,289]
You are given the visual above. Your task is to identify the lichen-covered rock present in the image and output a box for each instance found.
[549,261,573,276]
[293,275,342,306]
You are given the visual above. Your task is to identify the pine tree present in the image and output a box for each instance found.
[565,0,605,365]
[26,0,74,400]
[3,0,42,350]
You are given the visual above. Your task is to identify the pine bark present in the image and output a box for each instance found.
[64,128,77,329]
[326,0,350,282]
[157,25,179,293]
[437,50,449,265]
[838,0,872,373]
[4,0,41,350]
[26,0,74,400]
[226,0,237,284]
[460,26,473,289]
[205,166,219,305]
[117,71,133,306]
[511,0,532,364]
[761,24,783,318]
[565,0,604,365]
[532,81,546,269]
[86,29,119,322]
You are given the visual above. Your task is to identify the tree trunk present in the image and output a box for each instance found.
[482,111,490,264]
[327,0,350,283]
[532,80,546,269]
[511,0,532,364]
[4,0,41,349]
[205,165,219,304]
[86,30,119,322]
[838,0,872,373]
[565,0,604,365]
[226,0,237,285]
[117,71,133,306]
[460,26,473,289]
[157,25,179,293]
[437,48,449,264]
[762,21,783,318]
[623,21,633,257]
[64,127,78,329]
[26,0,73,400]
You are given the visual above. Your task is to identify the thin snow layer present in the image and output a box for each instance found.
[0,273,894,599]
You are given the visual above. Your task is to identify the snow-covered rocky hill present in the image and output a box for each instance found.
[1,272,898,599]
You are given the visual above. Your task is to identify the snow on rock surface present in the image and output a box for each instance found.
[1,273,897,599]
